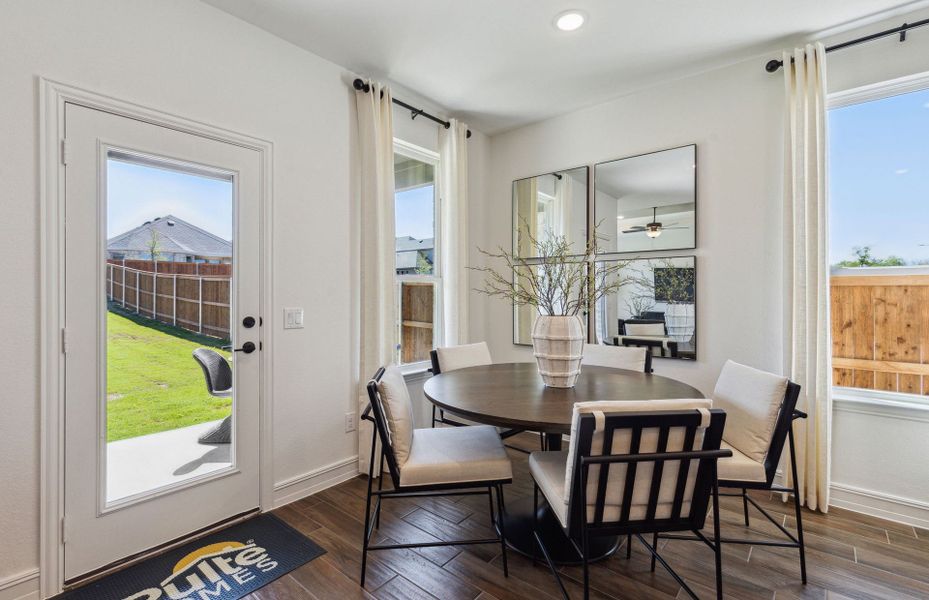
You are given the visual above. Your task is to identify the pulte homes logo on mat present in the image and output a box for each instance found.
[125,540,278,600]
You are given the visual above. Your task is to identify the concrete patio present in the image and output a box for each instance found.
[106,419,232,503]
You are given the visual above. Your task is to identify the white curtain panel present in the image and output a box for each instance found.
[355,79,397,476]
[782,43,831,512]
[439,119,470,346]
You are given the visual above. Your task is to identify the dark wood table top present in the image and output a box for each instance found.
[423,362,704,434]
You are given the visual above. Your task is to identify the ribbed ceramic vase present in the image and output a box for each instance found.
[531,314,585,388]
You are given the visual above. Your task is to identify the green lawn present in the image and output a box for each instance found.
[107,309,232,442]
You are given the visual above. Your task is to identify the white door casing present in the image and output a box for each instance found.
[62,103,261,581]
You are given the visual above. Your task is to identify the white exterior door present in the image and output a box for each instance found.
[63,103,262,581]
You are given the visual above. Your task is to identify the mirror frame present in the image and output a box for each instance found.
[593,144,697,256]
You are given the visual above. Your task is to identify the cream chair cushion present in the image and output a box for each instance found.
[376,366,416,466]
[713,360,787,463]
[436,342,492,372]
[625,322,666,336]
[582,344,648,372]
[717,441,767,483]
[399,425,513,487]
[529,451,570,526]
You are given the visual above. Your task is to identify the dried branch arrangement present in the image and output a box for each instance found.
[472,224,633,316]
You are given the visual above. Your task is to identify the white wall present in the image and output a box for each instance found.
[475,6,929,528]
[0,1,489,597]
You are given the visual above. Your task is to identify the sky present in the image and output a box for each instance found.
[829,88,929,265]
[107,159,233,241]
[395,184,434,240]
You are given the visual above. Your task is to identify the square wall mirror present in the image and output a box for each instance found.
[513,166,589,258]
[593,256,696,360]
[595,145,695,254]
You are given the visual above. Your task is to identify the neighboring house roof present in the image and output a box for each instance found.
[107,215,231,258]
[395,236,434,271]
[396,236,434,252]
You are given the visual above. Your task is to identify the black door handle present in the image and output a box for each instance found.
[233,341,257,354]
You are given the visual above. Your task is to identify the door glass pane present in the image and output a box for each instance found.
[105,150,235,504]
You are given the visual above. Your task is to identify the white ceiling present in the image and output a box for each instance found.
[202,0,924,134]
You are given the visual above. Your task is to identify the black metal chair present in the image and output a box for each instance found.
[192,348,232,444]
[428,342,492,428]
[657,361,808,586]
[710,361,808,584]
[360,366,513,585]
[530,401,730,600]
[429,344,533,451]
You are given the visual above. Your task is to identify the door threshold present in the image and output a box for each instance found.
[62,508,260,592]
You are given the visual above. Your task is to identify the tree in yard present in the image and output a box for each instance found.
[415,251,433,275]
[147,228,163,264]
[835,245,905,267]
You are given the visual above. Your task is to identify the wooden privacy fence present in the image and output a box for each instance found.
[106,260,231,339]
[400,281,434,364]
[831,272,929,395]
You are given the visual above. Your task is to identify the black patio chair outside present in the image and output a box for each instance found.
[192,348,232,444]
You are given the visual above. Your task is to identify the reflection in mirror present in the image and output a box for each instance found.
[513,166,588,258]
[593,256,696,360]
[595,145,695,253]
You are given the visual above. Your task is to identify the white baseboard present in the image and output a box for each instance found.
[272,455,359,508]
[830,482,929,529]
[0,570,39,600]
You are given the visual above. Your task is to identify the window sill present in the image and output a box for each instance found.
[832,387,929,423]
[401,362,432,381]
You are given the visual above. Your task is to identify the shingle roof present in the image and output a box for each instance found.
[395,236,434,252]
[107,215,231,258]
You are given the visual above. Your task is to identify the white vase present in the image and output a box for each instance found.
[531,314,585,388]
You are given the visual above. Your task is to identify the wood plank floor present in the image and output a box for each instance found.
[250,435,929,599]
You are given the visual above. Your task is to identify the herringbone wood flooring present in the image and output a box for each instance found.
[249,435,929,599]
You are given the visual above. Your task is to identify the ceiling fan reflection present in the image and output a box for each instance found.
[622,206,689,238]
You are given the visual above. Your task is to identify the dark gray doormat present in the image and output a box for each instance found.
[57,514,325,600]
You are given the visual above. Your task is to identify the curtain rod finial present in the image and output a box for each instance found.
[352,78,370,93]
[765,59,784,73]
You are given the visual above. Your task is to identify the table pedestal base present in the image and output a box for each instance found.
[501,496,620,565]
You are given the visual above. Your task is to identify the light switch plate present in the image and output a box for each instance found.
[283,307,304,329]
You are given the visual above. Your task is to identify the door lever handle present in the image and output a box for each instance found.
[233,341,257,354]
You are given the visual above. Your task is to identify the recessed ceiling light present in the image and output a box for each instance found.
[617,215,624,220]
[554,10,586,32]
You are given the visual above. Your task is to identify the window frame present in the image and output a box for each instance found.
[393,138,442,372]
[827,71,929,407]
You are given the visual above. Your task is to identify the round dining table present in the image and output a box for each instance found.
[423,362,705,564]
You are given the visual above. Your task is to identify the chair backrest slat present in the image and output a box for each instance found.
[592,425,616,525]
[618,425,642,523]
[670,423,698,520]
[644,425,671,522]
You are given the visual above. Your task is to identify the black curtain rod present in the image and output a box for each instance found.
[765,17,929,73]
[353,78,472,139]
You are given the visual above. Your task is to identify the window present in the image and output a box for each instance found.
[828,81,929,402]
[394,140,441,366]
